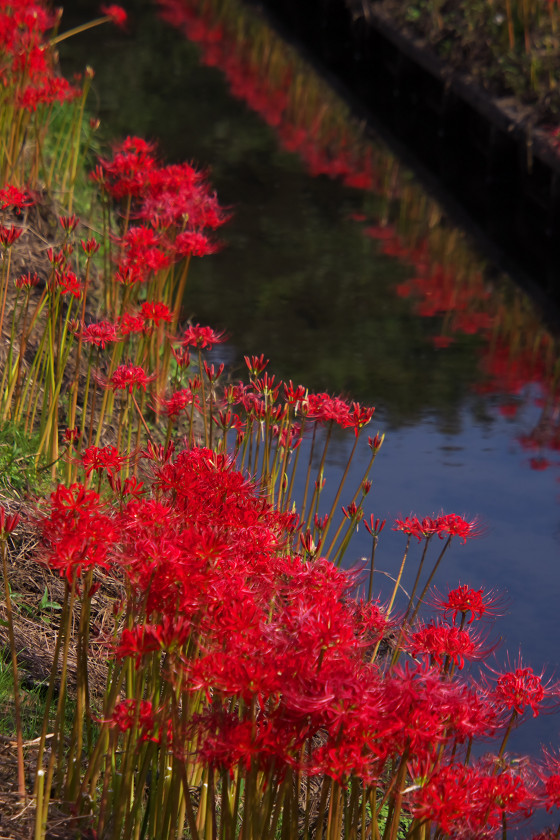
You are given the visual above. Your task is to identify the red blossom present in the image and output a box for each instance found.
[491,660,559,717]
[59,214,79,233]
[118,312,145,335]
[305,392,352,428]
[38,483,118,581]
[0,225,23,249]
[95,137,158,200]
[244,354,269,376]
[78,320,119,349]
[181,323,226,349]
[108,363,153,393]
[81,445,125,479]
[55,267,82,298]
[140,300,173,326]
[81,237,100,256]
[100,4,127,27]
[0,507,20,537]
[363,514,386,537]
[15,271,40,289]
[430,583,505,624]
[0,185,35,212]
[160,388,197,419]
[174,229,219,257]
[407,621,494,670]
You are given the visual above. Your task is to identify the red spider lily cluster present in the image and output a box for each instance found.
[25,445,560,838]
[2,2,560,838]
[0,4,80,114]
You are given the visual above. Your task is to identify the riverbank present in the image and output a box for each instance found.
[241,0,560,293]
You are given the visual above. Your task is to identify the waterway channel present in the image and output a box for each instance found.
[62,0,560,770]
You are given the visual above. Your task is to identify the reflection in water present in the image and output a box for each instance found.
[61,0,560,767]
[158,0,560,481]
[155,0,560,768]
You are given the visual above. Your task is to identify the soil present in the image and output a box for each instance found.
[368,0,560,129]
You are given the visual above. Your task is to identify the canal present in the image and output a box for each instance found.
[62,0,560,767]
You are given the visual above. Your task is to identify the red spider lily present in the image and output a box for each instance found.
[0,186,35,212]
[140,300,173,326]
[368,432,384,451]
[314,513,329,531]
[81,237,100,256]
[64,428,82,446]
[203,361,224,383]
[393,513,480,543]
[223,383,248,405]
[342,502,362,520]
[170,345,191,369]
[244,354,268,376]
[38,483,118,581]
[116,615,193,661]
[252,373,280,401]
[305,392,352,428]
[17,75,80,111]
[119,225,171,282]
[100,4,127,28]
[15,271,40,288]
[47,248,65,267]
[214,408,234,431]
[118,312,145,335]
[488,658,560,718]
[408,762,482,833]
[429,583,506,624]
[108,699,154,734]
[78,320,119,349]
[283,380,307,406]
[352,599,390,645]
[409,760,536,835]
[393,515,437,540]
[81,445,126,479]
[363,514,386,536]
[407,621,495,670]
[94,136,158,200]
[181,323,226,349]
[174,229,219,257]
[0,507,20,537]
[107,474,145,500]
[106,700,168,745]
[349,402,375,436]
[55,267,82,298]
[139,162,229,230]
[160,388,196,418]
[108,363,154,393]
[300,530,320,557]
[59,214,79,233]
[437,512,482,543]
[0,225,23,249]
[273,422,302,450]
[537,749,560,812]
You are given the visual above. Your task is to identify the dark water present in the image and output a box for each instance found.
[61,0,560,777]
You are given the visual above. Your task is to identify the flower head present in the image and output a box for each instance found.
[100,4,127,27]
[182,323,226,349]
[81,445,126,479]
[108,363,153,393]
[0,186,35,213]
[79,320,119,349]
[430,584,506,625]
[488,656,560,718]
